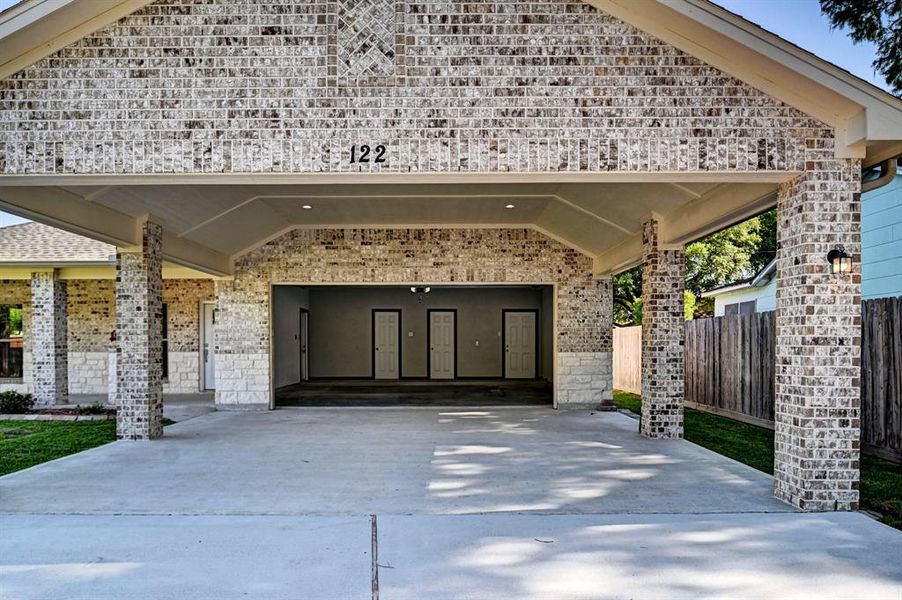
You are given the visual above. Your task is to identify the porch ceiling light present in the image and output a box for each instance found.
[301,204,312,210]
[505,204,516,209]
[410,286,431,304]
[827,245,852,274]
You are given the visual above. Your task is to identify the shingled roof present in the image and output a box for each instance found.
[0,221,115,264]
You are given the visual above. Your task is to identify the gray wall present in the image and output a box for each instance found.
[272,286,309,388]
[295,286,551,379]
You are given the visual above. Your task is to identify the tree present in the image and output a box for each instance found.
[612,209,777,324]
[820,0,902,96]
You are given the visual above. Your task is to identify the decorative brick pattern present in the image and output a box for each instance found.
[116,221,164,440]
[640,218,685,439]
[333,0,403,86]
[773,159,862,511]
[215,228,610,406]
[0,0,830,175]
[30,271,68,405]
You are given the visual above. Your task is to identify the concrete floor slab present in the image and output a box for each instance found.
[0,408,789,515]
[2,406,899,599]
[377,512,902,599]
[0,514,372,600]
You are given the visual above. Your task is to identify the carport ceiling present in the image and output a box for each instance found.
[0,177,783,276]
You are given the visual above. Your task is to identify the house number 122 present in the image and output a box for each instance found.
[349,144,387,164]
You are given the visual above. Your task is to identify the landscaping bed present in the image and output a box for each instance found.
[0,390,115,420]
[612,390,902,530]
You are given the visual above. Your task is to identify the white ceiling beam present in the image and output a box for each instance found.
[0,186,139,247]
[550,192,636,235]
[592,182,779,275]
[661,182,777,246]
[0,187,232,276]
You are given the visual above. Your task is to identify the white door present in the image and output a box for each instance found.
[504,311,536,379]
[374,311,400,379]
[202,302,216,390]
[299,310,309,381]
[429,311,455,379]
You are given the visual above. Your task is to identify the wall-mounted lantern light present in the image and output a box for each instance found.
[827,245,852,275]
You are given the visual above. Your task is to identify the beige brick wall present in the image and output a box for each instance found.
[0,0,831,175]
[215,228,612,407]
[0,277,212,396]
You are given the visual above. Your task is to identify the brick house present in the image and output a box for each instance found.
[1,0,902,512]
[0,222,215,396]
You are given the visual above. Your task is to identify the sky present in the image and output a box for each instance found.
[0,0,891,227]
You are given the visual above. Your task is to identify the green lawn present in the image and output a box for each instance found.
[612,390,902,529]
[0,418,176,477]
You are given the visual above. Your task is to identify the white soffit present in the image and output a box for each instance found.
[0,177,782,276]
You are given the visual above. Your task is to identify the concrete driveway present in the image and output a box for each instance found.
[1,407,900,599]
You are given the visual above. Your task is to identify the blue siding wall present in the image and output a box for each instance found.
[862,173,902,300]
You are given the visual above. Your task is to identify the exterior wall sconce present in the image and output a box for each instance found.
[827,245,852,274]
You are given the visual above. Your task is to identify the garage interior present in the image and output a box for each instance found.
[272,284,554,406]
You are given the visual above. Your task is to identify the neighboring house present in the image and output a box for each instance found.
[703,259,777,317]
[1,0,901,510]
[704,173,902,314]
[0,222,216,396]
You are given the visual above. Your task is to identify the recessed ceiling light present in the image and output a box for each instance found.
[301,204,312,210]
[505,204,516,209]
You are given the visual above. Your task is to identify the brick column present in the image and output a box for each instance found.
[30,270,68,405]
[640,218,685,438]
[774,159,861,511]
[116,220,164,440]
[596,276,616,411]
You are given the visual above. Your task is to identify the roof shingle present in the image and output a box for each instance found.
[0,222,115,263]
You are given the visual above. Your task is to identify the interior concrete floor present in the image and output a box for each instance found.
[1,407,900,599]
[275,378,554,406]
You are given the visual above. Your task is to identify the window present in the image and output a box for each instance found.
[162,303,169,380]
[1,304,24,379]
[724,300,756,316]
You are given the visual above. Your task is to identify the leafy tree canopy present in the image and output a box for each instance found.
[820,0,902,96]
[613,209,776,325]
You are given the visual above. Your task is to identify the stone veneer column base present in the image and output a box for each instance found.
[214,353,271,409]
[556,352,613,409]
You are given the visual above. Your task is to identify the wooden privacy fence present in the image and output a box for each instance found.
[613,326,642,395]
[861,297,902,462]
[684,312,775,429]
[613,299,902,463]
